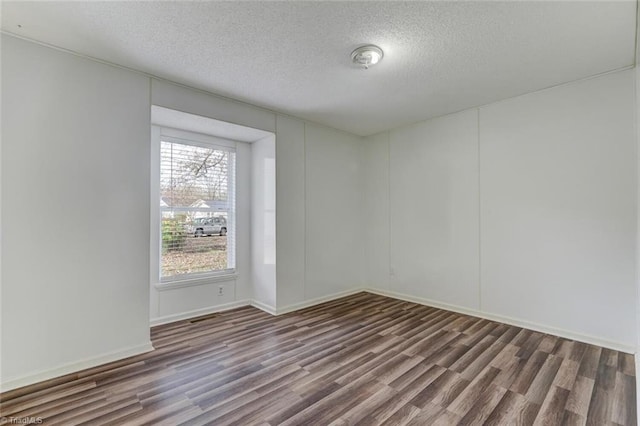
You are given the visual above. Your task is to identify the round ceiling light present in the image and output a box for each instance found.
[351,45,383,69]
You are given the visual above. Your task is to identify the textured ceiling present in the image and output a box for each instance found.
[1,1,636,136]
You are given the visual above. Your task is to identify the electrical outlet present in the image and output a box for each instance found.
[218,285,224,296]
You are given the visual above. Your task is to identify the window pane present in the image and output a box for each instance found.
[159,138,235,279]
[161,212,229,277]
[160,141,230,208]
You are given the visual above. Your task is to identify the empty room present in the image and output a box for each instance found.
[1,1,639,425]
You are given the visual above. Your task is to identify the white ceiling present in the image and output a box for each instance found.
[1,1,636,136]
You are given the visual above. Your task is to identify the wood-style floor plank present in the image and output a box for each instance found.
[0,292,635,425]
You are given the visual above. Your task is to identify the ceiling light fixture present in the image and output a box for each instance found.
[351,45,383,69]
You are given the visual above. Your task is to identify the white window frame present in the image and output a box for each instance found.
[151,125,237,286]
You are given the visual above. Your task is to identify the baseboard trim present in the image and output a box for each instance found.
[636,353,640,420]
[366,288,635,354]
[150,299,251,326]
[251,299,277,315]
[0,342,154,393]
[152,289,368,323]
[276,288,366,315]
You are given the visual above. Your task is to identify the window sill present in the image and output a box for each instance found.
[155,273,238,291]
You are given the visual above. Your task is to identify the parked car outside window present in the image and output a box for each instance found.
[186,216,227,237]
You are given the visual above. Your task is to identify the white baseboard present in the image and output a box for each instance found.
[636,353,640,421]
[151,289,369,324]
[151,289,368,323]
[276,288,366,315]
[366,288,635,354]
[251,299,277,315]
[0,342,154,393]
[150,299,251,326]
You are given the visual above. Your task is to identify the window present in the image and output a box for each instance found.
[159,132,236,280]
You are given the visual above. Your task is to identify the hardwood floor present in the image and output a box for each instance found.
[0,292,636,425]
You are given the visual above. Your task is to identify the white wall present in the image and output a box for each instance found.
[273,118,366,311]
[364,69,637,351]
[275,115,306,308]
[362,132,390,291]
[235,142,253,302]
[1,36,153,388]
[390,110,480,310]
[150,77,275,134]
[363,111,481,307]
[251,136,277,310]
[305,124,364,301]
[480,70,636,347]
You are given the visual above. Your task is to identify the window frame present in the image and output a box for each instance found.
[152,125,238,286]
